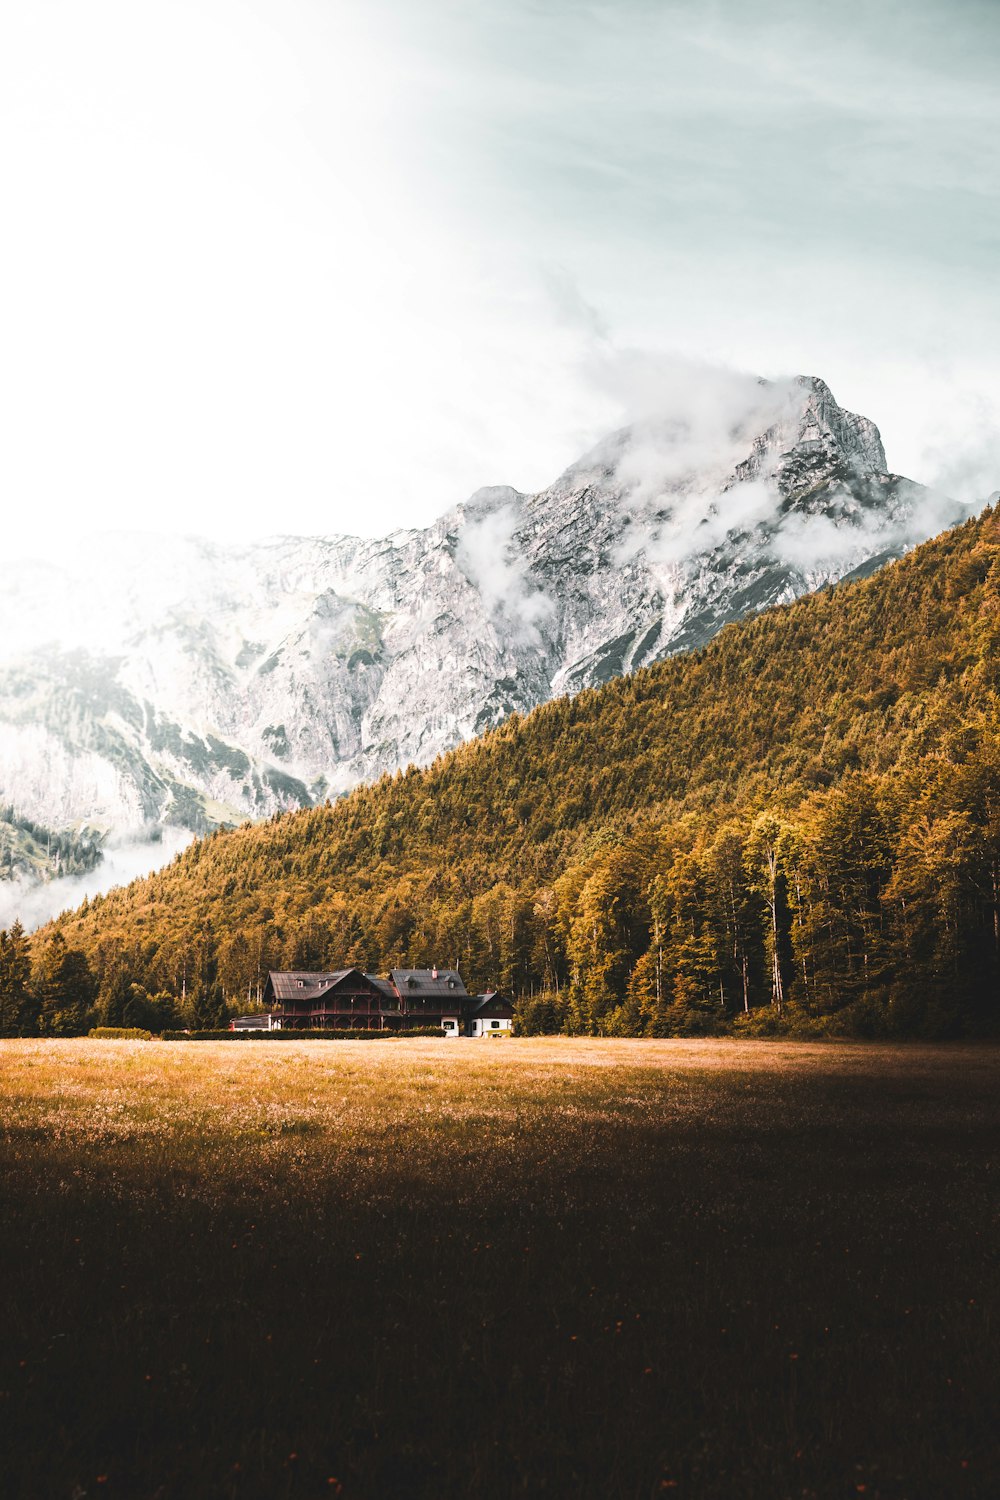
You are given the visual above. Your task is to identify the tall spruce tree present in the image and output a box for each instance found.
[98,963,133,1028]
[0,920,33,1035]
[36,932,96,1035]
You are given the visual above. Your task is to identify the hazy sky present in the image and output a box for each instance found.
[3,0,998,551]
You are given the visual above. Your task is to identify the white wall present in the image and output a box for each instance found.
[469,1018,512,1037]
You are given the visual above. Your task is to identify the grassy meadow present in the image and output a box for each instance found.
[1,1037,997,1499]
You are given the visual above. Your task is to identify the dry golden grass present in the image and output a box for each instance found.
[1,1038,998,1499]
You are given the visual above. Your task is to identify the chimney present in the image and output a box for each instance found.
[432,966,439,980]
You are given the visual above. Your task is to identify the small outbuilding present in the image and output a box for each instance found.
[465,991,515,1037]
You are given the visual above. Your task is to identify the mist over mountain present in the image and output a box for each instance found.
[0,374,970,919]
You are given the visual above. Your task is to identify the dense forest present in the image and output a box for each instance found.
[5,506,1000,1038]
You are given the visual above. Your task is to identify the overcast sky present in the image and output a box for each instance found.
[2,0,998,552]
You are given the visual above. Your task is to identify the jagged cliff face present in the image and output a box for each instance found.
[0,376,965,868]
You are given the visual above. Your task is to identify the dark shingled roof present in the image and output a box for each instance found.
[365,974,398,1000]
[468,991,514,1016]
[388,968,468,999]
[267,969,386,1001]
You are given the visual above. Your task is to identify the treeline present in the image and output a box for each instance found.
[26,506,1000,1038]
[0,921,222,1037]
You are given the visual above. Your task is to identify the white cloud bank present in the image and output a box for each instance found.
[0,828,193,933]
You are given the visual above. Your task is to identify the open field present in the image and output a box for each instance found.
[1,1038,997,1500]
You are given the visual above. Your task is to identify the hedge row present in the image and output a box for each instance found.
[89,1027,153,1041]
[160,1027,446,1041]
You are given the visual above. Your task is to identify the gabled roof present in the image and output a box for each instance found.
[364,974,398,1000]
[468,991,514,1016]
[388,968,468,999]
[266,969,382,1001]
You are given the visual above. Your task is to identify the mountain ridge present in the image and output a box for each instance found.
[0,374,968,905]
[40,503,1000,1037]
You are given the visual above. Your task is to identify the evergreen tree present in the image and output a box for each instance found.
[746,815,794,1015]
[36,933,96,1035]
[0,921,33,1035]
[193,933,227,1029]
[194,978,226,1030]
[98,964,133,1028]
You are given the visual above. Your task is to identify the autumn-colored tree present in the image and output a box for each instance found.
[0,921,33,1035]
[35,932,96,1035]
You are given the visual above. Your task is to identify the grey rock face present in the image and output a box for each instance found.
[0,375,966,865]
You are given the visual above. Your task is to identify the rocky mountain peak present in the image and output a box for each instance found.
[0,375,972,917]
[788,375,886,472]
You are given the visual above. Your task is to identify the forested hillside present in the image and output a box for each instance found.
[15,507,1000,1037]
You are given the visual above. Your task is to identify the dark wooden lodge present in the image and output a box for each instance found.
[261,967,513,1035]
[263,970,400,1031]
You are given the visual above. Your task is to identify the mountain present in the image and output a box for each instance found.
[0,375,965,888]
[43,505,1000,1037]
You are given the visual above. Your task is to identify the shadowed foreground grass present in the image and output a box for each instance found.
[0,1038,997,1499]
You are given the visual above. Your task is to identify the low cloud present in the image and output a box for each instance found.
[589,361,803,572]
[541,267,798,460]
[770,479,974,576]
[542,274,985,577]
[771,510,895,573]
[456,498,554,645]
[543,272,806,560]
[923,432,1000,508]
[587,347,793,443]
[0,827,193,934]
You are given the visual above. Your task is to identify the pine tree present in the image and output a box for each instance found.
[34,933,95,1035]
[0,921,33,1035]
[99,965,132,1028]
[193,934,227,1029]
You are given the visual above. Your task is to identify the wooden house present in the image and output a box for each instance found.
[465,991,514,1036]
[262,969,399,1031]
[259,967,513,1035]
[387,967,466,1033]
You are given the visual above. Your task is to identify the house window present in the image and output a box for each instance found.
[490,1021,500,1029]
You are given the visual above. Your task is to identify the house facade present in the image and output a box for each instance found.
[465,992,514,1037]
[255,967,514,1035]
[262,969,400,1030]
